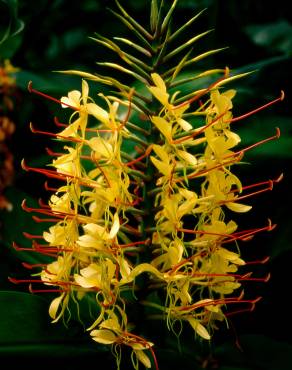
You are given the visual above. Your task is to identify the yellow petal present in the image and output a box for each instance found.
[87,307,105,331]
[74,274,99,288]
[90,329,117,344]
[150,156,171,176]
[89,137,112,158]
[77,234,104,249]
[226,202,252,213]
[61,90,81,108]
[49,293,65,320]
[152,144,169,163]
[177,198,197,218]
[217,247,245,265]
[177,118,193,131]
[151,73,166,91]
[109,212,120,239]
[121,263,162,284]
[86,103,109,125]
[81,79,89,103]
[134,349,152,368]
[177,150,197,166]
[223,89,236,100]
[168,243,183,265]
[151,116,172,141]
[188,318,211,340]
[131,341,154,350]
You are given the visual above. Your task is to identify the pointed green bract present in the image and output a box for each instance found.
[168,8,207,42]
[160,0,178,35]
[163,29,214,62]
[114,37,152,57]
[150,0,159,33]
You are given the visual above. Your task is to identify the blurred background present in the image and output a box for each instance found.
[0,0,291,369]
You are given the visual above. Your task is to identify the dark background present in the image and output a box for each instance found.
[0,1,291,369]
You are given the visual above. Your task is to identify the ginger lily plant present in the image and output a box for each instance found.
[11,1,284,369]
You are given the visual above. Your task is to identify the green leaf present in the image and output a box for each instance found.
[0,292,108,362]
[0,187,50,265]
[245,20,292,56]
[0,291,61,344]
[0,0,24,45]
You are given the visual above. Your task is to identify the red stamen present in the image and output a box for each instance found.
[12,241,58,257]
[45,147,64,157]
[178,295,261,312]
[119,239,150,248]
[189,271,270,283]
[29,286,66,294]
[124,145,153,166]
[32,215,60,223]
[22,262,48,270]
[23,231,44,239]
[183,155,242,182]
[38,198,50,208]
[45,147,92,161]
[177,227,233,240]
[9,276,78,288]
[54,117,113,133]
[220,177,280,205]
[28,81,80,111]
[12,241,35,252]
[30,122,83,143]
[244,256,270,265]
[22,160,100,189]
[225,128,280,159]
[44,181,58,192]
[170,251,207,275]
[54,116,67,127]
[22,159,72,181]
[231,174,283,195]
[22,199,74,220]
[229,91,285,123]
[178,219,276,245]
[230,219,276,241]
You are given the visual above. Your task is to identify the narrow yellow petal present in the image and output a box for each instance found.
[188,318,211,340]
[151,116,172,141]
[226,202,252,213]
[90,329,117,344]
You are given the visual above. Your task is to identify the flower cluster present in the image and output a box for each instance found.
[0,59,19,210]
[11,2,283,369]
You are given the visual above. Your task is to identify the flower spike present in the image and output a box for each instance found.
[14,3,283,370]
